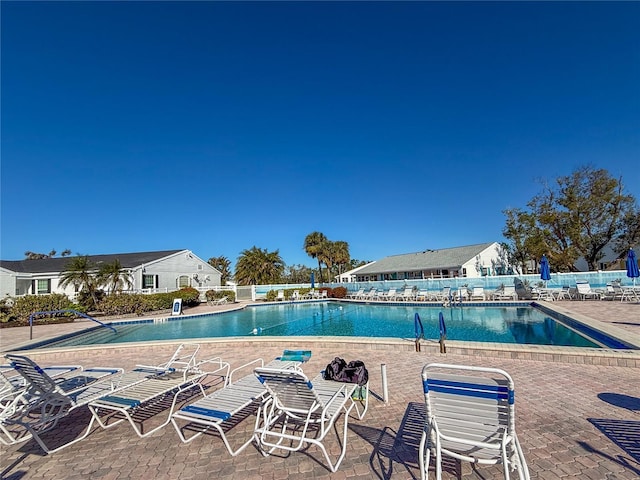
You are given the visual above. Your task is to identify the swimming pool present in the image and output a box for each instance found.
[23,301,631,350]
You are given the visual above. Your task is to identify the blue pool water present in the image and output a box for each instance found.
[30,302,614,349]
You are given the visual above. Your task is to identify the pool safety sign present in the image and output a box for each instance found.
[172,298,183,315]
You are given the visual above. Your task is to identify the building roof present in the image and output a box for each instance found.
[0,250,185,274]
[355,242,497,275]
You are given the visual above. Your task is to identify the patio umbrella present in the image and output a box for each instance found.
[310,272,315,288]
[626,249,639,285]
[540,255,551,285]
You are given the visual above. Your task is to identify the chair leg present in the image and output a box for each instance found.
[418,429,431,480]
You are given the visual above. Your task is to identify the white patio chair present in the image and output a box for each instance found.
[434,287,451,302]
[276,290,285,301]
[575,282,603,300]
[213,296,229,305]
[171,350,310,455]
[253,367,368,472]
[347,288,364,299]
[381,288,398,301]
[362,288,377,300]
[400,287,416,301]
[87,348,228,439]
[1,363,82,412]
[419,363,530,480]
[1,354,124,451]
[415,290,430,301]
[470,286,486,301]
[1,344,209,452]
[493,285,518,300]
[555,286,573,300]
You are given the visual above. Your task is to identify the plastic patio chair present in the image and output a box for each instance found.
[253,366,368,472]
[170,350,311,455]
[419,363,530,480]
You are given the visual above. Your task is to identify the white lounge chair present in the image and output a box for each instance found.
[434,287,451,302]
[1,363,82,412]
[275,290,285,301]
[415,290,431,301]
[575,282,603,300]
[347,288,364,299]
[1,344,210,452]
[493,285,518,300]
[0,354,124,451]
[253,367,368,472]
[455,287,469,302]
[470,286,486,301]
[380,289,398,301]
[210,295,228,305]
[555,286,574,300]
[87,347,228,439]
[419,363,530,480]
[362,288,377,301]
[170,350,311,456]
[400,287,416,301]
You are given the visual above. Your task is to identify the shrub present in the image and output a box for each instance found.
[9,294,76,323]
[98,294,152,316]
[332,286,347,298]
[265,290,277,302]
[205,290,236,302]
[175,287,201,306]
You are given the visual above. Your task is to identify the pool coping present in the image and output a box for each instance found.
[5,300,640,367]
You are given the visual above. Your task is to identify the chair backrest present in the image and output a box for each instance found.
[6,354,61,397]
[159,343,200,372]
[472,287,484,294]
[255,367,322,414]
[504,285,516,294]
[422,363,516,447]
[387,289,396,296]
[576,283,591,293]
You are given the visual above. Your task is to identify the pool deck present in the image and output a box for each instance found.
[1,299,639,479]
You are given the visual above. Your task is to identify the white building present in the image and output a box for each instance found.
[0,249,221,299]
[351,242,506,281]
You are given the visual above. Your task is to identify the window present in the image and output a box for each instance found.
[37,279,51,294]
[143,275,156,289]
[177,275,190,288]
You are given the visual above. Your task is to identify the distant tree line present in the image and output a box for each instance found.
[502,165,639,273]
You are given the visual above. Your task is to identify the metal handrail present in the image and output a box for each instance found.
[29,309,117,340]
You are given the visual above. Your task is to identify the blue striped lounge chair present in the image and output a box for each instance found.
[170,350,312,456]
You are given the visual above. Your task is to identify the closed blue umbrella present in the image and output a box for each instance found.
[540,255,551,284]
[310,272,315,288]
[626,249,639,285]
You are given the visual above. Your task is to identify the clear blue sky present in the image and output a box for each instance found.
[2,2,639,269]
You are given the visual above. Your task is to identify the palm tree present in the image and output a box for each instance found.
[304,232,328,283]
[58,255,100,308]
[332,241,350,277]
[97,259,133,294]
[208,256,232,285]
[234,247,285,285]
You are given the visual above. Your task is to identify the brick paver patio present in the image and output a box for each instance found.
[1,299,638,479]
